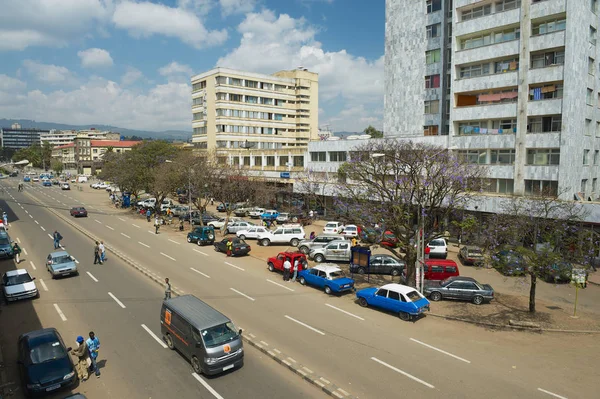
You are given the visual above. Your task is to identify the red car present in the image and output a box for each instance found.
[403,259,460,283]
[70,206,88,217]
[267,252,308,273]
[379,230,399,248]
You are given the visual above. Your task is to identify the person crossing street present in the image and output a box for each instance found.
[86,332,101,378]
[53,230,63,249]
[154,216,160,234]
[93,241,103,265]
[12,242,22,263]
[164,278,172,300]
[99,241,106,262]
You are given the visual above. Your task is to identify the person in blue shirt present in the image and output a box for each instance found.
[146,209,151,222]
[86,331,101,377]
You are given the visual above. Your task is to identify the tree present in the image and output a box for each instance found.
[337,139,485,286]
[296,168,336,216]
[364,125,383,138]
[51,159,64,175]
[41,141,53,170]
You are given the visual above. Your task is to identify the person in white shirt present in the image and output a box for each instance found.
[283,258,291,281]
[291,258,299,282]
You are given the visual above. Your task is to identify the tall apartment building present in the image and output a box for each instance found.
[0,123,50,149]
[385,0,600,201]
[191,67,318,179]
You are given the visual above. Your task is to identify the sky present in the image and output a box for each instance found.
[0,0,384,133]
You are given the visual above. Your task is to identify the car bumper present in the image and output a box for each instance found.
[202,353,244,376]
[5,289,38,302]
[0,251,14,259]
[26,374,77,396]
[335,285,355,293]
[51,268,77,277]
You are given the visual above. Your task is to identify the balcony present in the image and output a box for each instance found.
[453,70,518,93]
[529,30,565,53]
[525,132,560,148]
[524,165,560,181]
[455,8,520,38]
[454,40,519,66]
[531,0,566,20]
[453,102,518,121]
[452,134,516,150]
[527,98,563,116]
[528,65,564,85]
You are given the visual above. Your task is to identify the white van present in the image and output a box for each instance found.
[77,176,88,183]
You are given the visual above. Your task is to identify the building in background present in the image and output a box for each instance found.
[191,67,319,182]
[41,129,121,147]
[0,123,50,149]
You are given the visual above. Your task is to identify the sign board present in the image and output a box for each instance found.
[571,268,587,285]
[280,172,290,178]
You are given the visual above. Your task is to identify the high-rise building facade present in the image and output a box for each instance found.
[385,0,600,201]
[0,123,49,149]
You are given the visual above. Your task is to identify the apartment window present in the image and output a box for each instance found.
[590,57,596,75]
[260,97,274,105]
[531,50,565,68]
[597,122,600,137]
[426,23,441,38]
[492,119,517,131]
[245,80,258,88]
[587,88,594,105]
[266,156,275,166]
[528,115,562,133]
[494,58,519,73]
[490,149,516,164]
[329,151,347,162]
[593,0,599,13]
[231,78,242,86]
[192,81,206,91]
[582,179,588,193]
[525,180,558,196]
[586,119,592,136]
[584,149,591,165]
[215,76,227,85]
[461,4,491,21]
[245,95,258,104]
[424,125,439,136]
[192,112,203,121]
[230,94,242,102]
[457,121,484,135]
[461,150,487,164]
[216,93,227,101]
[495,0,521,12]
[591,26,598,45]
[426,0,441,14]
[459,63,490,78]
[530,84,563,100]
[193,127,206,135]
[594,150,599,165]
[532,19,566,35]
[293,156,304,167]
[192,97,204,106]
[426,49,441,64]
[310,152,326,162]
[482,179,514,194]
[424,100,440,114]
[425,74,440,88]
[460,27,519,50]
[527,148,560,165]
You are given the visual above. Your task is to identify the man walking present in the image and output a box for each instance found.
[154,216,160,234]
[70,336,90,381]
[164,278,172,300]
[93,241,102,265]
[53,230,63,249]
[86,332,101,378]
[2,212,7,229]
[12,242,22,264]
[146,209,151,222]
[99,241,106,262]
[283,257,291,281]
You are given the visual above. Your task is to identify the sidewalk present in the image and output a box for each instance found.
[588,270,600,286]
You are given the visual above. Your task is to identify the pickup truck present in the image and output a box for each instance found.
[267,252,308,273]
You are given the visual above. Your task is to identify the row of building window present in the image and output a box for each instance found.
[214,76,288,92]
[215,93,287,106]
[456,116,562,135]
[456,50,564,79]
[310,151,348,163]
[192,81,206,92]
[216,125,283,135]
[461,1,521,22]
[229,155,304,167]
[216,109,287,121]
[480,179,562,197]
[454,83,563,108]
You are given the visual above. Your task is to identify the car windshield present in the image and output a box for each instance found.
[201,322,238,348]
[328,270,345,279]
[469,249,483,255]
[5,273,32,286]
[0,237,10,245]
[325,223,336,228]
[29,336,66,364]
[405,291,422,302]
[52,255,72,264]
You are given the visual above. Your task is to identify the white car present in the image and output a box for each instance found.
[137,198,157,208]
[276,213,290,223]
[340,224,359,237]
[257,225,305,247]
[323,221,344,234]
[32,177,40,182]
[2,269,38,302]
[236,226,270,240]
[96,182,109,189]
[208,217,241,230]
[248,208,265,219]
[427,238,448,259]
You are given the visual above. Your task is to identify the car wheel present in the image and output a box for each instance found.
[324,286,332,295]
[430,291,442,301]
[299,277,306,285]
[191,356,202,374]
[164,334,175,349]
[290,238,299,247]
[268,262,275,272]
[197,240,203,247]
[292,216,298,223]
[391,268,401,277]
[357,267,366,275]
[358,297,368,307]
[473,295,484,305]
[239,234,246,240]
[187,236,192,243]
[398,312,411,322]
[260,239,270,247]
[314,254,325,263]
[214,246,220,252]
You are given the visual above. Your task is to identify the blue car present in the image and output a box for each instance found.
[42,180,52,187]
[23,176,31,182]
[356,283,430,321]
[298,264,354,295]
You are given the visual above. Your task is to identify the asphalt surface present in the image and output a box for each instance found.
[1,178,599,399]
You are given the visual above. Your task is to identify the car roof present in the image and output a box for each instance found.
[379,283,419,295]
[5,269,29,277]
[424,259,458,265]
[325,221,342,225]
[20,327,59,340]
[50,250,70,258]
[312,263,342,272]
[445,276,477,283]
[164,295,230,329]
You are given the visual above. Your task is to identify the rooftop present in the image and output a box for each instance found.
[90,140,140,148]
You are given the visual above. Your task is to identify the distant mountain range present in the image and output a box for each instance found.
[0,119,192,141]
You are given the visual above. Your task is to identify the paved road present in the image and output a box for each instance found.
[0,184,327,399]
[2,179,599,399]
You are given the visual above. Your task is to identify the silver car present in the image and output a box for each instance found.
[46,251,78,278]
[309,240,352,263]
[298,234,346,254]
[224,221,255,234]
[2,269,38,302]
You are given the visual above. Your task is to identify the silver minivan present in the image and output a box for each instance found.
[309,240,352,262]
[161,295,244,375]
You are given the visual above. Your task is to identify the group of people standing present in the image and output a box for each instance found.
[93,241,106,264]
[282,257,307,282]
[70,331,101,381]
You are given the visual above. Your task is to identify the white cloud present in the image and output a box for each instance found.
[178,0,216,16]
[22,60,76,85]
[112,1,227,49]
[158,62,194,78]
[78,48,114,68]
[0,75,26,91]
[121,67,144,86]
[217,9,383,131]
[219,0,257,16]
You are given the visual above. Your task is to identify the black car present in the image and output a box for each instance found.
[9,171,18,177]
[70,207,88,217]
[0,232,14,260]
[424,276,494,305]
[214,238,251,256]
[493,250,527,276]
[349,254,406,276]
[216,203,231,212]
[18,328,77,396]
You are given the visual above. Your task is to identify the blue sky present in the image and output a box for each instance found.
[0,0,384,133]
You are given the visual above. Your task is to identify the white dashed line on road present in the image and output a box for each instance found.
[225,261,245,271]
[192,373,224,399]
[23,248,28,256]
[266,279,295,292]
[325,304,365,321]
[118,217,126,222]
[106,225,115,230]
[168,239,180,245]
[40,226,46,231]
[108,292,126,309]
[121,233,131,239]
[53,304,67,321]
[16,237,20,243]
[29,261,37,270]
[141,324,167,349]
[39,279,48,291]
[193,249,208,256]
[138,242,150,248]
[371,357,434,388]
[95,219,102,224]
[160,252,176,261]
[190,268,211,278]
[86,272,98,282]
[148,230,155,235]
[537,388,568,399]
[284,315,325,336]
[230,288,255,301]
[409,338,470,363]
[25,210,28,214]
[34,220,39,225]
[132,224,141,228]
[29,214,33,219]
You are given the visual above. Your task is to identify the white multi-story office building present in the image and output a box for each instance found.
[385,0,600,202]
[41,129,121,146]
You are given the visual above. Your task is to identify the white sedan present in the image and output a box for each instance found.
[340,224,359,237]
[236,226,270,240]
[323,221,344,234]
[207,217,241,230]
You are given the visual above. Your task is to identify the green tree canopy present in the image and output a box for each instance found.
[364,125,383,138]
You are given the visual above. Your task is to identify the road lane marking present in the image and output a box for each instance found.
[225,261,245,271]
[108,292,126,309]
[160,252,176,261]
[29,214,33,218]
[40,226,46,231]
[25,210,28,214]
[53,304,67,321]
[86,272,98,282]
[192,373,224,399]
[193,249,208,256]
[138,242,150,248]
[266,279,295,292]
[16,237,21,243]
[39,279,48,291]
[168,239,180,245]
[23,248,28,256]
[95,219,102,224]
[537,388,568,399]
[371,357,434,388]
[230,288,255,301]
[34,220,39,225]
[29,261,37,270]
[141,324,168,349]
[121,233,131,239]
[191,268,211,278]
[325,303,365,321]
[148,230,156,235]
[118,217,126,222]
[409,338,470,363]
[132,224,141,228]
[106,225,115,230]
[73,258,79,264]
[47,233,53,239]
[284,315,325,335]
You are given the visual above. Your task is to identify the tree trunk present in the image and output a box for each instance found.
[404,251,417,287]
[529,273,537,313]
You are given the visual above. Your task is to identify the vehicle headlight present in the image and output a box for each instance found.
[27,383,41,389]
[235,347,244,355]
[64,371,75,380]
[204,357,219,365]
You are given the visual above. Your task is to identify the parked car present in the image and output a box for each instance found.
[356,283,430,321]
[309,240,352,263]
[248,208,265,219]
[260,210,279,222]
[493,249,527,276]
[137,198,157,208]
[9,171,18,177]
[207,218,231,230]
[340,224,359,237]
[276,213,290,223]
[424,276,494,305]
[18,328,78,396]
[170,205,190,217]
[298,264,355,295]
[187,226,216,246]
[214,238,251,256]
[224,221,255,234]
[323,221,344,234]
[236,226,269,240]
[46,251,78,278]
[160,199,174,212]
[42,179,52,187]
[257,225,305,247]
[458,245,484,266]
[2,269,38,302]
[298,234,346,255]
[541,261,574,283]
[234,207,251,217]
[0,231,14,259]
[32,177,39,182]
[52,179,60,185]
[349,254,406,276]
[402,259,460,283]
[70,206,88,217]
[216,203,231,212]
[427,238,448,259]
[23,176,31,182]
[267,252,308,273]
[61,183,70,190]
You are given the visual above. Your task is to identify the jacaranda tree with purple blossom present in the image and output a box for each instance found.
[336,139,486,286]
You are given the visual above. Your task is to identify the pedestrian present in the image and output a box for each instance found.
[86,332,101,378]
[99,241,106,262]
[283,257,291,281]
[291,258,299,282]
[154,216,160,234]
[164,278,172,300]
[12,242,22,263]
[146,209,151,222]
[226,239,233,257]
[2,212,7,228]
[310,231,316,240]
[93,241,102,264]
[351,237,358,247]
[53,230,63,249]
[70,336,90,381]
[210,197,214,206]
[309,210,314,219]
[179,219,184,231]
